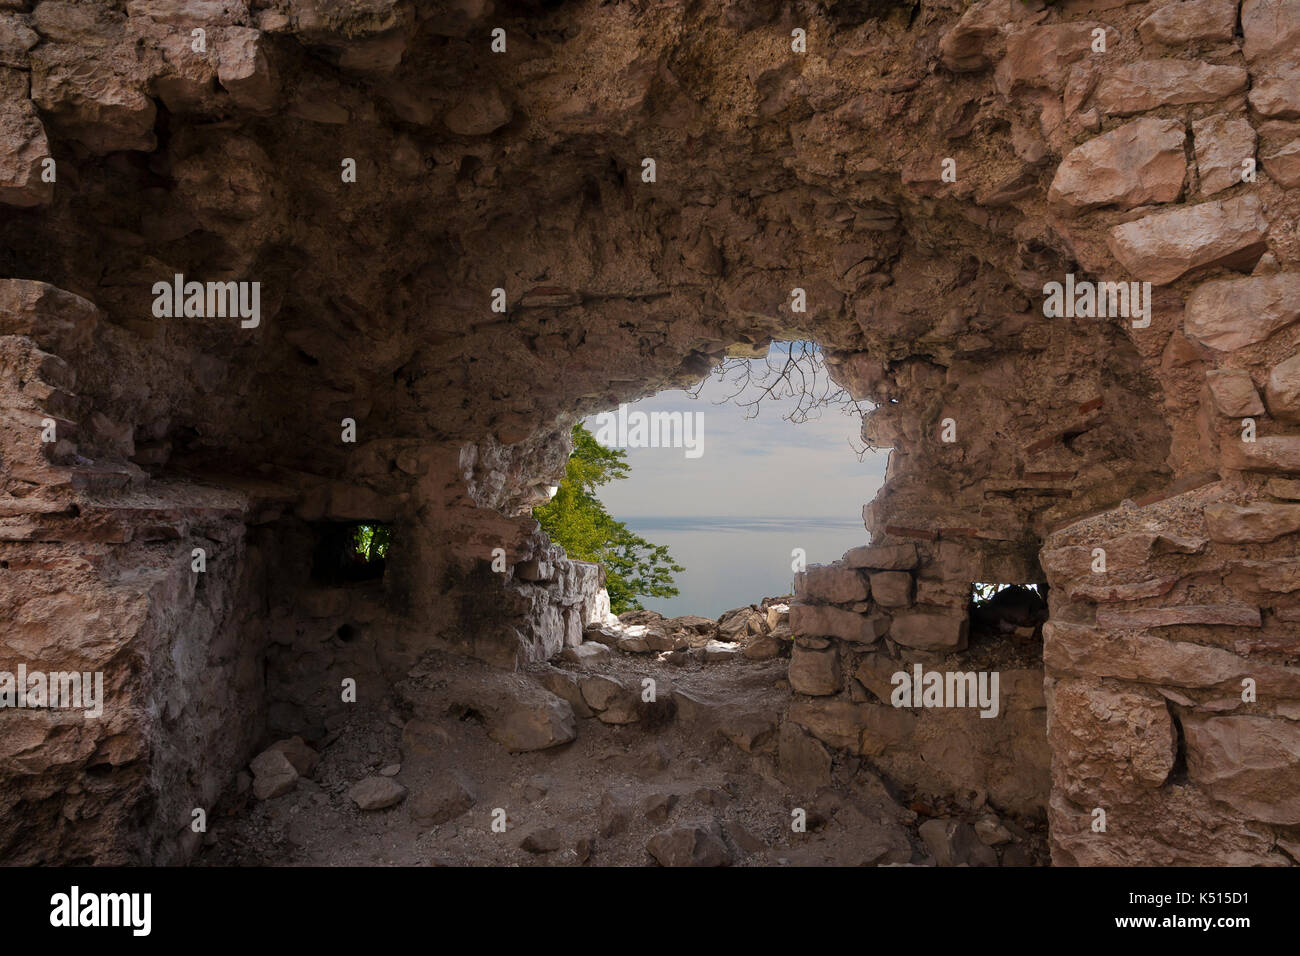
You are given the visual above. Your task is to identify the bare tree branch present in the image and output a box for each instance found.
[685,341,875,460]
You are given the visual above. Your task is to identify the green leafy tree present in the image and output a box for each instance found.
[534,424,683,614]
[351,523,391,561]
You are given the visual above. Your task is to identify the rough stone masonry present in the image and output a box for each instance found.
[0,0,1297,866]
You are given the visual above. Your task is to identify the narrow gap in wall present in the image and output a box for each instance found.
[310,521,393,585]
[965,582,1049,670]
[1166,704,1190,786]
[969,583,1049,638]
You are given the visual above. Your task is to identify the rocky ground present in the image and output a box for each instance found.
[198,599,1050,867]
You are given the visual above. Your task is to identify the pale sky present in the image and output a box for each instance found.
[584,346,888,519]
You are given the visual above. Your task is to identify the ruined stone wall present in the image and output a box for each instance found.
[1042,488,1300,865]
[789,542,1051,816]
[0,0,1297,865]
[0,283,270,863]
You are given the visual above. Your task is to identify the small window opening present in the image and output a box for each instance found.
[311,522,393,584]
[969,583,1049,639]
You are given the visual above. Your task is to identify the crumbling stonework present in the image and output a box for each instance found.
[790,544,1051,817]
[1,0,1297,865]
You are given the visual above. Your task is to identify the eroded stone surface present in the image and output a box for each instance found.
[1184,715,1300,825]
[1192,114,1256,196]
[1138,0,1238,47]
[1049,681,1176,800]
[1242,0,1300,62]
[0,70,52,208]
[1048,118,1186,213]
[1205,502,1300,543]
[1263,138,1300,188]
[1265,354,1300,422]
[646,823,731,867]
[1223,437,1300,473]
[349,776,408,811]
[996,22,1104,94]
[1184,272,1300,350]
[1094,60,1247,116]
[789,603,886,644]
[0,0,1296,871]
[789,642,843,696]
[890,611,969,651]
[1206,369,1265,417]
[795,564,868,604]
[1248,64,1300,120]
[1108,195,1268,286]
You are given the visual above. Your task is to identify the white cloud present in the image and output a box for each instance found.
[584,358,887,518]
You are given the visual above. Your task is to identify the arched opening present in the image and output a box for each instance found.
[6,0,1288,875]
[471,340,1061,867]
[568,339,882,619]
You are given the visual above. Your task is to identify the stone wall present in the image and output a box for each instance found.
[0,284,270,863]
[788,542,1050,817]
[0,278,613,861]
[1042,484,1300,865]
[0,0,1297,865]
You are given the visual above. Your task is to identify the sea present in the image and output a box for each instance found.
[620,515,869,619]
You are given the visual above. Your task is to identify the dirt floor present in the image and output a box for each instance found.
[197,603,1051,867]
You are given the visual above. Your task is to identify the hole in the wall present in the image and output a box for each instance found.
[607,157,625,188]
[521,341,1055,842]
[310,521,393,585]
[964,583,1050,670]
[545,340,881,618]
[456,155,482,183]
[335,623,359,643]
[1167,705,1190,786]
[1060,428,1090,451]
[451,705,486,725]
[171,425,201,454]
[969,583,1049,639]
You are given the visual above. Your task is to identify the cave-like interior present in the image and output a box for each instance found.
[1,0,1299,867]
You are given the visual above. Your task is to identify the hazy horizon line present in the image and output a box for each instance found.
[619,514,866,526]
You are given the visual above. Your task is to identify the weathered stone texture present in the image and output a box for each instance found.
[1049,118,1186,213]
[1,0,1297,869]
